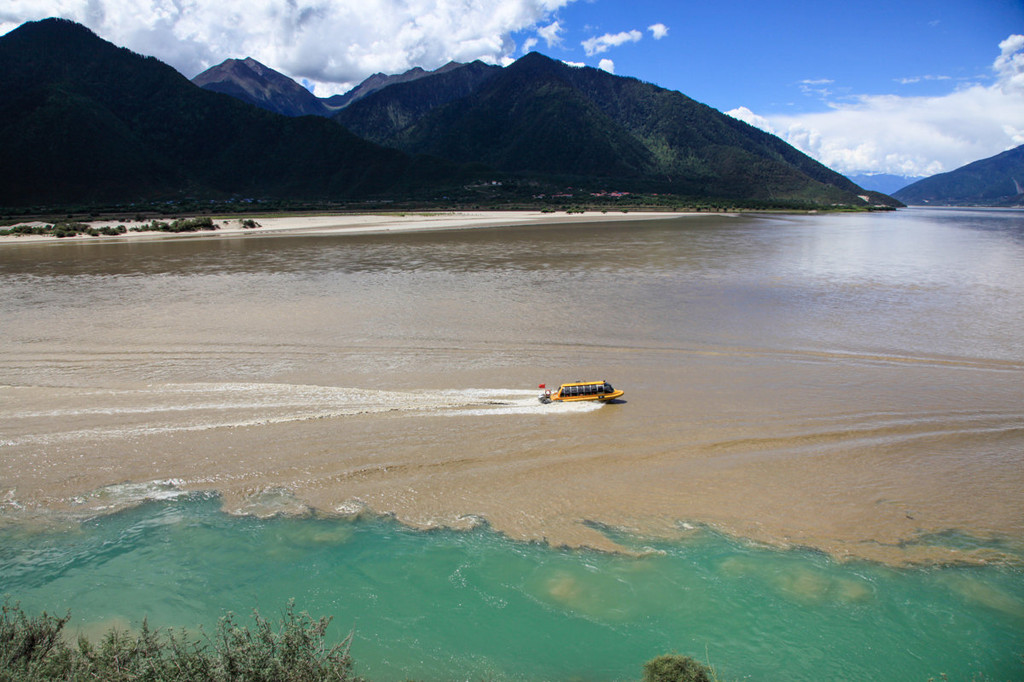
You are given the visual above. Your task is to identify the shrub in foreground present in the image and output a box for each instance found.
[643,654,716,682]
[2,598,722,681]
[0,599,359,682]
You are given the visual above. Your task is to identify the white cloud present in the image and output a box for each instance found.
[799,78,835,98]
[562,60,585,68]
[726,106,776,134]
[995,33,1024,94]
[537,20,563,48]
[0,0,578,95]
[522,37,538,54]
[727,35,1024,176]
[598,58,614,74]
[648,23,668,40]
[895,74,951,85]
[581,29,642,56]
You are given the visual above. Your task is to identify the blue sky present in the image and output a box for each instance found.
[510,0,1024,176]
[539,0,1020,112]
[2,0,1022,177]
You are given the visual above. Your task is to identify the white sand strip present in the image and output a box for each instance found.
[0,210,701,244]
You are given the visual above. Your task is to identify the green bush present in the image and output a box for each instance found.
[642,654,715,682]
[2,599,731,682]
[169,217,217,232]
[0,225,43,236]
[97,225,127,236]
[0,600,70,676]
[0,599,360,682]
[134,217,218,233]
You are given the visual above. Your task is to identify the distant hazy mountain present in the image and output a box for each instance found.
[337,52,898,206]
[192,57,330,117]
[847,173,924,195]
[894,145,1024,206]
[0,18,467,206]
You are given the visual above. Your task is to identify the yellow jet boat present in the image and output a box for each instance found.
[538,381,623,404]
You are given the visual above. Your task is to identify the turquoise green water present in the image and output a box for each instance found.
[2,494,1021,681]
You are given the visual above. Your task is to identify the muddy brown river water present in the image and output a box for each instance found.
[3,208,1022,564]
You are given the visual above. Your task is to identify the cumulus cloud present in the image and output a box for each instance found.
[537,20,563,48]
[727,35,1024,176]
[727,106,776,134]
[581,29,642,56]
[648,23,668,40]
[995,33,1024,94]
[0,0,578,95]
[598,58,614,73]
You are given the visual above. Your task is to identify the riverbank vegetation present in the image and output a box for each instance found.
[0,600,358,682]
[0,221,126,238]
[0,217,265,238]
[1,600,720,681]
[0,217,218,238]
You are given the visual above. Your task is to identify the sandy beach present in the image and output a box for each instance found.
[0,210,691,244]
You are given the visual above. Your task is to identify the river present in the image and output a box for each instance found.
[1,207,1022,679]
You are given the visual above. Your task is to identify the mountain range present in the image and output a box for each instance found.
[198,51,895,206]
[337,52,901,205]
[191,58,467,117]
[1,18,898,209]
[894,144,1024,206]
[0,19,470,206]
[323,61,471,110]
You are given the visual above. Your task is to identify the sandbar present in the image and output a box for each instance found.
[0,210,698,245]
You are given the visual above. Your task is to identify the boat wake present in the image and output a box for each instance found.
[0,382,604,447]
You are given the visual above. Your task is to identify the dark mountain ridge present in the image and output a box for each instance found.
[333,61,502,141]
[337,52,897,206]
[894,144,1024,206]
[1,19,898,209]
[325,61,469,109]
[0,18,469,206]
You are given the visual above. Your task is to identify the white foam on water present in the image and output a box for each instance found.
[1,383,606,447]
[228,486,311,518]
[333,499,371,517]
[70,479,188,511]
[442,396,607,417]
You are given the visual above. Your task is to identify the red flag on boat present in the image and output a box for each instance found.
[538,383,545,389]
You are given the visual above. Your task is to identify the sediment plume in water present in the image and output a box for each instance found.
[2,211,1023,566]
[2,372,1021,565]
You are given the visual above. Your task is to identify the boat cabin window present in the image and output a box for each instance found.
[557,382,614,397]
